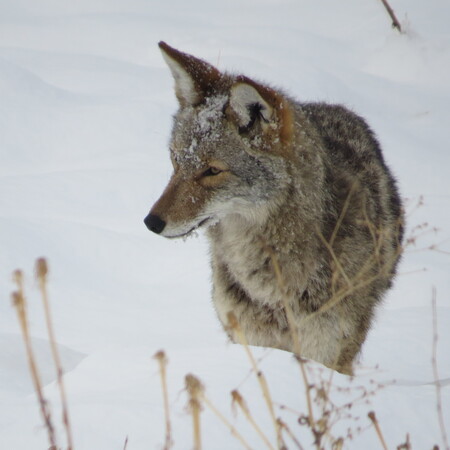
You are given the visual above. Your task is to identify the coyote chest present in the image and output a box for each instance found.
[209,217,283,307]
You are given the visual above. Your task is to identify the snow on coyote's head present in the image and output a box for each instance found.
[144,42,294,238]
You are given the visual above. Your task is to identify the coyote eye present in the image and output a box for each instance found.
[202,167,222,177]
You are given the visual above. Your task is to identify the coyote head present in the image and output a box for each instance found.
[144,42,294,238]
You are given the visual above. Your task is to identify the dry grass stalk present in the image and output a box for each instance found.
[227,312,285,449]
[202,396,253,450]
[231,389,275,449]
[276,364,385,448]
[379,0,402,32]
[265,242,374,447]
[263,193,405,447]
[316,230,353,290]
[368,411,388,450]
[153,350,172,449]
[186,374,253,450]
[268,240,394,447]
[396,433,411,450]
[431,288,450,450]
[306,185,402,329]
[262,247,301,358]
[263,249,317,443]
[329,182,358,250]
[35,258,74,450]
[276,418,304,450]
[123,435,129,450]
[302,194,404,336]
[299,243,400,328]
[11,270,58,450]
[185,374,203,450]
[314,207,403,330]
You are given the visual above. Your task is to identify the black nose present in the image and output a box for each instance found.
[144,213,166,234]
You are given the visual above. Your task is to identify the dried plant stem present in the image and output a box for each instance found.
[397,433,411,450]
[35,258,74,450]
[431,288,450,450]
[303,234,402,330]
[266,250,317,444]
[379,0,402,32]
[186,374,252,450]
[329,182,357,249]
[153,350,172,449]
[277,418,304,450]
[227,313,284,449]
[267,250,301,357]
[316,230,352,289]
[301,265,380,326]
[304,198,404,330]
[185,374,203,450]
[11,270,58,450]
[368,411,388,450]
[201,393,252,450]
[231,390,275,449]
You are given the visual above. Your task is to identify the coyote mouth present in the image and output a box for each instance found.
[166,217,212,239]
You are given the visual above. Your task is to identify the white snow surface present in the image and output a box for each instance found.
[1,1,449,448]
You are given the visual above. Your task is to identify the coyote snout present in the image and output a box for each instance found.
[144,42,404,375]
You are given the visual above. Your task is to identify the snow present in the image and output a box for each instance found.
[197,95,228,136]
[1,0,449,448]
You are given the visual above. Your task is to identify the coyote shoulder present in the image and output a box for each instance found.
[145,42,404,374]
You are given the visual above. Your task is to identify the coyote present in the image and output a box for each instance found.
[144,42,404,374]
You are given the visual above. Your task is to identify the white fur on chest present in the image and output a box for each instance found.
[210,215,281,306]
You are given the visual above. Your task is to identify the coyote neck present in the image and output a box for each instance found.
[208,204,316,309]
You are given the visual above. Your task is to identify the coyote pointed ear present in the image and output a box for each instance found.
[229,76,293,145]
[229,82,273,130]
[159,41,222,107]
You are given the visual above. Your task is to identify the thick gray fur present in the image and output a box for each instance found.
[147,43,404,374]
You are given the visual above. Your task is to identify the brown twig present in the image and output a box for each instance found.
[231,389,275,449]
[265,249,318,445]
[431,288,450,450]
[154,350,172,449]
[227,312,285,449]
[202,397,252,450]
[316,229,353,290]
[11,270,58,450]
[379,0,403,33]
[368,411,388,450]
[277,418,304,450]
[396,433,411,449]
[186,374,253,450]
[185,374,203,450]
[35,258,74,450]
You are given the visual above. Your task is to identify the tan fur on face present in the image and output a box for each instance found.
[150,171,212,228]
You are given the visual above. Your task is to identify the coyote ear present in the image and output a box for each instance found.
[159,41,222,107]
[230,76,293,145]
[229,82,273,130]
